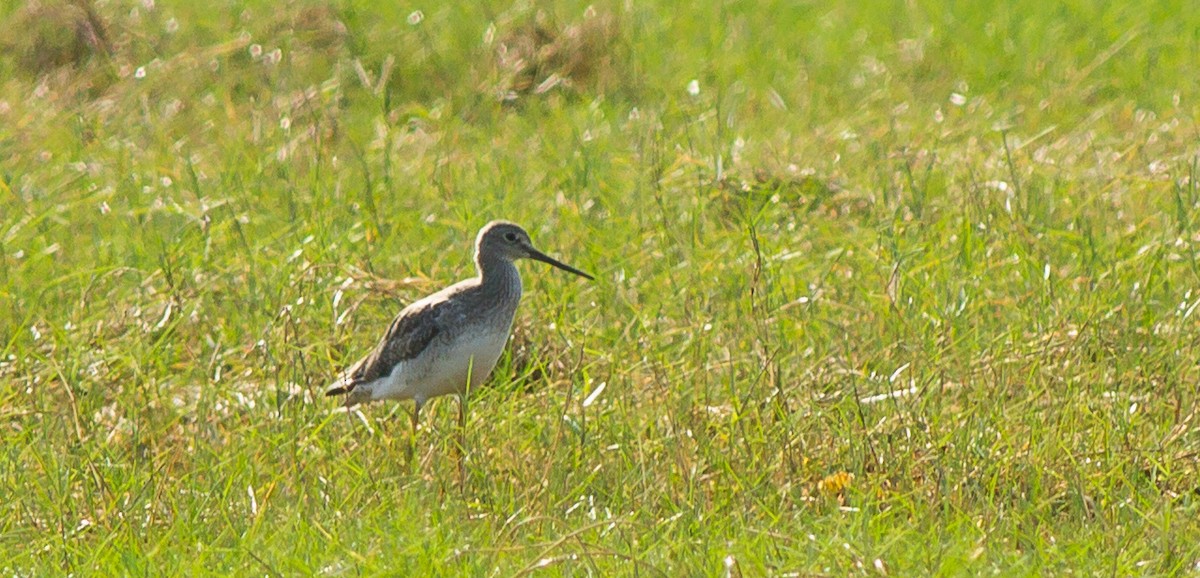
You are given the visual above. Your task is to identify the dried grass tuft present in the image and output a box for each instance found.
[268,3,350,56]
[715,166,850,220]
[3,0,111,74]
[487,6,623,103]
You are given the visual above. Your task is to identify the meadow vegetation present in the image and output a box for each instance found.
[1,0,1199,574]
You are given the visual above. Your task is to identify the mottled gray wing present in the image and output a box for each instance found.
[327,299,449,394]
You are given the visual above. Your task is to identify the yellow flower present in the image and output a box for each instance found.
[817,471,854,496]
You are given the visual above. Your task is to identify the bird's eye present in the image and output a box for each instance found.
[504,232,518,242]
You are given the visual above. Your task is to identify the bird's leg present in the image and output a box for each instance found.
[457,362,474,483]
[407,398,423,465]
[458,393,468,440]
[456,393,468,483]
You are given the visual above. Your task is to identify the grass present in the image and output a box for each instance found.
[2,0,1199,575]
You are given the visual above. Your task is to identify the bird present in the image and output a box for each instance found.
[325,220,593,456]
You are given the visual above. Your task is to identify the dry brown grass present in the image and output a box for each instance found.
[486,6,623,103]
[712,165,876,226]
[3,0,111,74]
[270,3,349,54]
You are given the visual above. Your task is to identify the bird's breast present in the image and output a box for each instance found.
[423,325,513,396]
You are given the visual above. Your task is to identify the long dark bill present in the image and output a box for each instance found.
[527,248,594,280]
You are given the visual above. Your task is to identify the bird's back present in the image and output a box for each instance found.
[325,276,520,405]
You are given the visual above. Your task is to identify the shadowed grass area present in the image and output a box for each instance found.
[2,0,1199,575]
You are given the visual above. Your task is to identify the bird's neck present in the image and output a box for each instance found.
[477,253,523,302]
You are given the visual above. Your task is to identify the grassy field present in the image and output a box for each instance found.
[2,0,1200,575]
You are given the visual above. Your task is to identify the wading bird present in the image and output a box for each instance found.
[326,220,593,457]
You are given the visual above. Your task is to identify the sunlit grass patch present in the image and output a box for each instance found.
[2,0,1200,575]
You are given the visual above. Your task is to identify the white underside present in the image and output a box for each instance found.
[362,329,510,405]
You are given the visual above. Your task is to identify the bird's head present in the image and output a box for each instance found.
[476,221,593,280]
